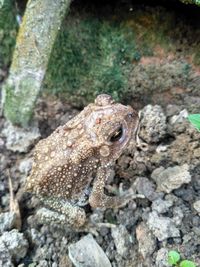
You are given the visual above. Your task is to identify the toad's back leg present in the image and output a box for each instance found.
[37,196,86,227]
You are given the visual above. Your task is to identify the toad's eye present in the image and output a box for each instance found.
[110,126,123,142]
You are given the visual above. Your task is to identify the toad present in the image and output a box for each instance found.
[25,94,138,227]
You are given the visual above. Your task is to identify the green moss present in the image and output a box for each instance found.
[0,0,18,69]
[43,5,200,106]
[43,14,141,106]
[42,8,184,106]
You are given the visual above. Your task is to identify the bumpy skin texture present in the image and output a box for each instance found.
[26,94,138,227]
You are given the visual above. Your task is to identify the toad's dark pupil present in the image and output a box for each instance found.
[110,127,123,142]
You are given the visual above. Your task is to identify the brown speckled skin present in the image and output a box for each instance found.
[26,94,138,227]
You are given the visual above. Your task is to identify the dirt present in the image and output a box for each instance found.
[0,93,200,267]
[0,1,200,266]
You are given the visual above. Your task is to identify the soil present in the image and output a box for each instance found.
[0,1,200,267]
[0,93,200,267]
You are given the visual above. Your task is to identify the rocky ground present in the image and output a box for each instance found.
[0,95,199,267]
[1,1,200,266]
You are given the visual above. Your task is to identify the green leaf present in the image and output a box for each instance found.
[188,114,200,131]
[180,260,196,267]
[168,251,181,265]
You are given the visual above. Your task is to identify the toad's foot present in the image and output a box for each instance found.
[105,183,145,208]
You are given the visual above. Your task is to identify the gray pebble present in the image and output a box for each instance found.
[68,234,111,267]
[0,229,28,263]
[2,122,40,153]
[156,248,169,267]
[151,164,191,193]
[152,198,173,214]
[139,105,167,143]
[136,222,156,258]
[0,212,17,234]
[147,211,180,241]
[111,225,131,257]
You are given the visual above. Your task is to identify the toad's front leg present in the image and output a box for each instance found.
[89,167,136,209]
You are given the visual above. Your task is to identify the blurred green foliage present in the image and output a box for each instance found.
[43,5,200,106]
[43,16,141,106]
[0,0,18,69]
[180,0,200,5]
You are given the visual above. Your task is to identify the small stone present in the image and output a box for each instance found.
[139,105,167,143]
[193,200,200,215]
[111,225,130,257]
[152,198,173,214]
[0,245,13,267]
[136,222,156,258]
[0,137,5,148]
[147,211,180,241]
[0,229,28,262]
[37,260,48,267]
[151,164,191,193]
[28,228,41,246]
[166,104,181,117]
[155,248,169,267]
[134,177,159,201]
[68,234,111,267]
[172,207,184,226]
[170,109,188,124]
[2,122,40,153]
[0,212,17,234]
[193,148,200,158]
[19,158,33,175]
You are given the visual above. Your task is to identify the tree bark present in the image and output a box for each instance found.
[2,0,71,127]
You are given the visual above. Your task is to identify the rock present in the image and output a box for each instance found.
[193,200,200,215]
[147,211,180,241]
[193,148,200,158]
[19,158,33,175]
[172,207,184,226]
[111,225,130,257]
[152,198,173,214]
[134,177,160,201]
[0,243,13,267]
[0,229,28,263]
[0,212,17,234]
[151,164,191,193]
[68,234,111,267]
[156,144,168,153]
[166,104,181,117]
[2,122,40,153]
[155,248,169,267]
[170,109,188,124]
[136,222,156,258]
[28,228,42,247]
[139,105,167,143]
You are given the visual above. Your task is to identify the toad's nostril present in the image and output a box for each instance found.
[128,112,134,118]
